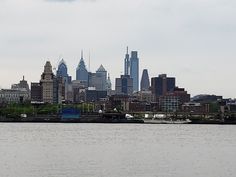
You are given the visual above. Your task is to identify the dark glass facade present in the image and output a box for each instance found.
[140,69,150,91]
[151,74,176,97]
[130,51,139,92]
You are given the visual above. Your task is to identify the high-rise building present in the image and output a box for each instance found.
[106,73,112,95]
[130,51,139,92]
[96,65,107,91]
[124,47,129,75]
[53,76,63,104]
[31,61,63,104]
[31,82,42,102]
[151,74,175,99]
[57,59,68,78]
[88,65,108,91]
[140,69,150,91]
[40,61,54,103]
[56,59,72,101]
[76,51,88,83]
[115,75,133,95]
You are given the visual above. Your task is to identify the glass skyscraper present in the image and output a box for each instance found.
[57,59,68,78]
[56,59,72,101]
[151,74,176,97]
[140,69,150,91]
[88,65,107,91]
[76,51,88,83]
[130,51,139,92]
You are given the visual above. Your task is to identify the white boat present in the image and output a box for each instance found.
[143,117,191,124]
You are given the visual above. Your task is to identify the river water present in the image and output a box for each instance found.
[0,123,235,177]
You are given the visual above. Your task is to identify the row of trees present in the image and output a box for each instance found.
[0,103,95,118]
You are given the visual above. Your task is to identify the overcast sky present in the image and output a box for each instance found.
[0,0,236,98]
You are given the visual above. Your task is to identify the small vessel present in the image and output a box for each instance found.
[143,114,191,124]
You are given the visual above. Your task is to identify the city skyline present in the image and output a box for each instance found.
[0,0,236,98]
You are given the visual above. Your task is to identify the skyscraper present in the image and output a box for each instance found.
[115,75,133,95]
[106,73,112,95]
[151,74,176,99]
[130,51,139,92]
[96,65,107,91]
[140,69,150,91]
[76,51,88,83]
[124,47,129,75]
[88,65,107,91]
[40,61,54,103]
[56,59,72,101]
[57,59,67,77]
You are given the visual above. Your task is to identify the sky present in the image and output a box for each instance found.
[0,0,236,98]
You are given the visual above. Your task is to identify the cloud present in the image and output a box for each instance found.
[46,0,95,2]
[46,0,76,2]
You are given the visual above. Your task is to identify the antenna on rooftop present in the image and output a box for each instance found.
[89,50,91,72]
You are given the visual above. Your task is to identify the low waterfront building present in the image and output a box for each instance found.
[159,94,179,112]
[11,76,30,92]
[182,102,208,114]
[133,90,153,103]
[85,88,107,102]
[129,101,151,112]
[191,94,223,103]
[0,88,30,104]
[159,87,190,112]
[107,94,136,111]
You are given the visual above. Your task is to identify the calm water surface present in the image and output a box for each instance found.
[0,123,235,177]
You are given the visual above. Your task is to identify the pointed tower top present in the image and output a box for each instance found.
[126,46,129,54]
[97,64,106,72]
[59,58,66,66]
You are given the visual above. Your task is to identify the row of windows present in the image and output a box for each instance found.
[0,94,29,98]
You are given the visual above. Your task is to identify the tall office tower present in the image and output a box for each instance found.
[53,76,63,104]
[130,51,139,92]
[151,74,176,98]
[124,47,130,75]
[106,73,112,95]
[56,59,72,101]
[57,59,71,82]
[96,65,107,91]
[115,75,133,95]
[140,69,150,91]
[40,61,54,103]
[88,65,107,91]
[76,51,88,83]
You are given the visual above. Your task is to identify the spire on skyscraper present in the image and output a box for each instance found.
[81,50,83,59]
[124,46,130,75]
[76,51,88,81]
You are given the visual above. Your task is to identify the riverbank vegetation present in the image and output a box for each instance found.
[0,103,95,118]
